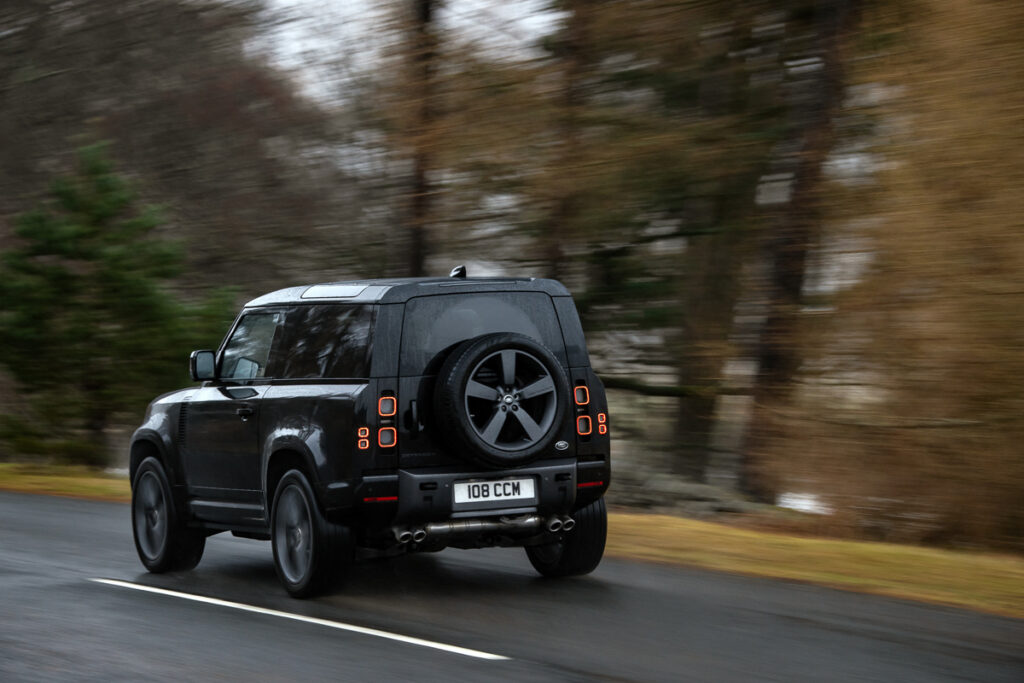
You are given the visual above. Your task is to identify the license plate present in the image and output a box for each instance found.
[453,478,535,504]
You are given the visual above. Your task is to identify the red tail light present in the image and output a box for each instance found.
[574,386,590,405]
[378,396,396,417]
[378,427,397,448]
[576,415,592,436]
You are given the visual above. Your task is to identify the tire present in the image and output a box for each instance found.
[434,332,569,469]
[526,498,607,578]
[131,456,205,573]
[271,470,352,598]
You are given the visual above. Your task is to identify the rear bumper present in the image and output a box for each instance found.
[393,458,578,524]
[339,457,613,524]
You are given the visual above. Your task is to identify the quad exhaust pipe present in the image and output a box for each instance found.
[392,526,431,543]
[394,514,574,544]
[546,515,575,532]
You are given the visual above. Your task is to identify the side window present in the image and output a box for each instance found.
[277,305,375,379]
[220,311,283,380]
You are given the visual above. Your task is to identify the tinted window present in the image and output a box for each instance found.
[275,304,374,379]
[401,292,566,375]
[220,311,284,380]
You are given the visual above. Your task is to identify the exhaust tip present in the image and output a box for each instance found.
[546,518,563,533]
[561,517,576,531]
[412,529,427,543]
[396,529,413,544]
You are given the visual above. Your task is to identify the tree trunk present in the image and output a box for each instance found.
[407,0,435,277]
[741,0,860,502]
[545,0,588,281]
[672,230,741,481]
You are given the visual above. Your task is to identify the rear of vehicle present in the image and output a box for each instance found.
[355,281,610,575]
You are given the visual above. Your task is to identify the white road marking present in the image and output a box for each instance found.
[90,578,509,661]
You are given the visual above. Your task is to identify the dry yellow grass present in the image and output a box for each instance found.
[1,464,1021,618]
[607,511,1024,619]
[0,463,131,502]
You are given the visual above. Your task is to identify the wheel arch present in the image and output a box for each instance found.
[129,434,168,485]
[264,447,320,513]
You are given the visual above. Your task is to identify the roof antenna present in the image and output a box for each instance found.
[449,264,467,279]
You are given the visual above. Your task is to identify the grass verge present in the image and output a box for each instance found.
[0,463,131,502]
[605,511,1024,619]
[2,463,1021,618]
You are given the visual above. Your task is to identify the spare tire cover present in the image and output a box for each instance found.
[434,332,569,468]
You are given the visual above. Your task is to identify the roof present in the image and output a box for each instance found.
[243,277,571,307]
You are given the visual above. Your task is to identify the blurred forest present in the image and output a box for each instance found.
[0,0,1021,549]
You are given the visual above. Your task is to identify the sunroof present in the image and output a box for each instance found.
[301,284,367,299]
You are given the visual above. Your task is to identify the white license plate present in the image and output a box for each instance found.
[453,478,535,504]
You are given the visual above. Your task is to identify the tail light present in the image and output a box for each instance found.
[377,392,397,448]
[576,415,592,436]
[378,396,396,417]
[378,427,397,448]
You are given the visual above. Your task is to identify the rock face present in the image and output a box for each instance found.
[606,466,765,518]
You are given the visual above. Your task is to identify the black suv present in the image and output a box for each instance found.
[129,272,610,597]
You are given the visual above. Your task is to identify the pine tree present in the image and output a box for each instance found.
[0,145,232,465]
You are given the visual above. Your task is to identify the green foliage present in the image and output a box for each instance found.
[0,145,234,464]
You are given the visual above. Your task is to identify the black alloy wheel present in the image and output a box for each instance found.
[274,483,313,586]
[134,469,167,562]
[435,333,569,468]
[131,456,205,573]
[465,348,558,451]
[271,469,352,598]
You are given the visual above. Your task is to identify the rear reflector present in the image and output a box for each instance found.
[576,415,592,436]
[363,496,398,503]
[574,386,590,405]
[577,481,603,489]
[378,427,397,448]
[378,396,397,417]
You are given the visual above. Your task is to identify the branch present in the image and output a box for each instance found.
[601,375,749,399]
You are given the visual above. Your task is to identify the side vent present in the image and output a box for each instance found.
[178,398,190,448]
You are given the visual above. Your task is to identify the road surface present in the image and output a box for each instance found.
[0,491,1021,681]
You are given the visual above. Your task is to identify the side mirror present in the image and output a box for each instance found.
[190,350,216,381]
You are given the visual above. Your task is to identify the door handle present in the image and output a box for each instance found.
[407,400,419,434]
[236,406,254,418]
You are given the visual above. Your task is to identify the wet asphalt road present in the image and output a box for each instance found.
[0,491,1021,682]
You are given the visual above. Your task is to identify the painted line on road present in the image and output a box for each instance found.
[90,578,510,661]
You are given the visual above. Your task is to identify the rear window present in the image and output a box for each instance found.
[272,304,375,379]
[400,292,566,375]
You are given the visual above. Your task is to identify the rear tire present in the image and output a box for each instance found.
[271,470,352,598]
[132,456,205,573]
[526,498,607,578]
